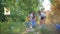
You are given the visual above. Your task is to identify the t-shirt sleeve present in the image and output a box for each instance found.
[41,13,46,17]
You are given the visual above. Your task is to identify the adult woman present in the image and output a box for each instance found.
[38,11,46,25]
[30,12,36,28]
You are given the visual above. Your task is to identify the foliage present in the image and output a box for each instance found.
[0,21,26,34]
[40,28,52,34]
[0,0,5,22]
[4,0,39,13]
[0,0,44,34]
[50,0,60,10]
[0,0,41,22]
[0,0,41,34]
[50,0,60,23]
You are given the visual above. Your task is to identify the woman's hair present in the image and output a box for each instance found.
[38,11,41,13]
[38,11,41,15]
[32,16,35,20]
[32,13,36,19]
[41,17,44,20]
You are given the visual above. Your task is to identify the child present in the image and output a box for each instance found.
[25,16,30,28]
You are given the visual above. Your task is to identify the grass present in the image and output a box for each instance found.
[0,20,26,34]
[0,17,53,34]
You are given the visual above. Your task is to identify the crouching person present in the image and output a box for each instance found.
[25,16,31,32]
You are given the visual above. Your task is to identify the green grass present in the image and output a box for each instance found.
[0,17,53,34]
[0,21,26,34]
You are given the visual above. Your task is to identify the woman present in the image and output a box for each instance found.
[30,12,36,28]
[38,11,46,25]
[32,16,36,28]
[31,13,36,28]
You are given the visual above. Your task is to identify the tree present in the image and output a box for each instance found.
[50,0,60,23]
[4,0,39,14]
[0,0,41,22]
[0,0,6,22]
